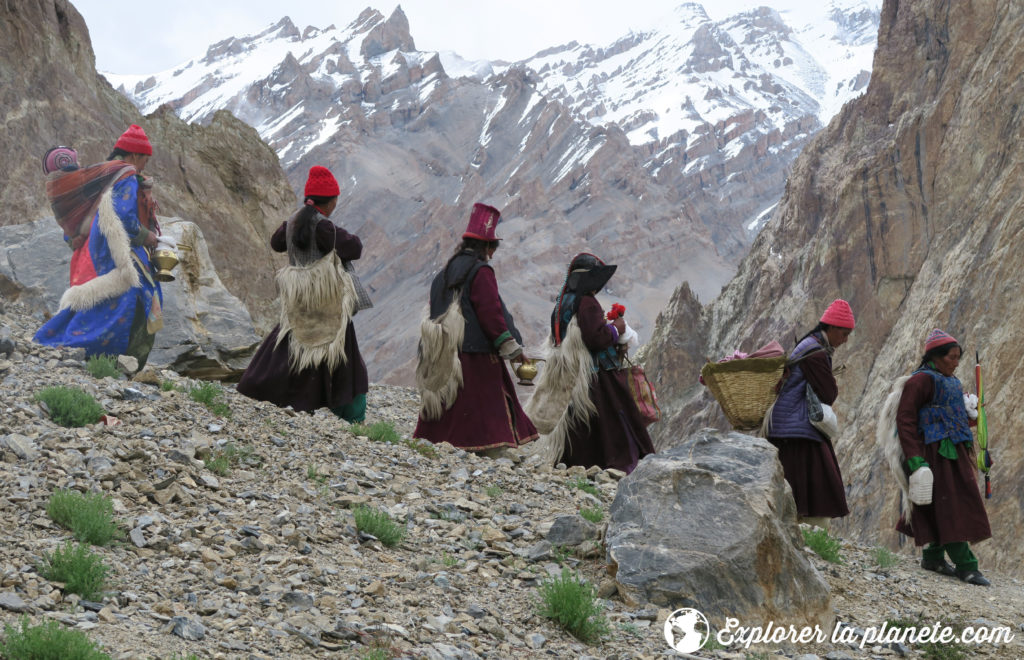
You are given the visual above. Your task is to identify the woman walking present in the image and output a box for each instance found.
[765,299,855,527]
[35,125,163,369]
[527,253,654,474]
[237,166,368,422]
[893,329,991,586]
[413,203,537,452]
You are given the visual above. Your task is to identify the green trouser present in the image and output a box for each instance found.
[923,542,978,572]
[332,393,367,423]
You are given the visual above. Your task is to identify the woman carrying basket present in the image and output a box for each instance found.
[765,299,854,527]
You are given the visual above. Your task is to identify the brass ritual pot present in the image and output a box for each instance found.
[515,358,543,386]
[152,248,179,282]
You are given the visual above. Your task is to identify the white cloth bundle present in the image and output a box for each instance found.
[617,322,639,350]
[963,392,979,420]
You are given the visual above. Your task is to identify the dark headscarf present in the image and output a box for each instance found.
[551,253,617,345]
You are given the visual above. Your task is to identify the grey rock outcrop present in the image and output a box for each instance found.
[606,429,831,628]
[0,217,259,378]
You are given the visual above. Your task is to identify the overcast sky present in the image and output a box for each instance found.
[73,0,819,75]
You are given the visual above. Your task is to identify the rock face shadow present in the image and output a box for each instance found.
[607,429,832,631]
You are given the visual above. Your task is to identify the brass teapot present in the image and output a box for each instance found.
[515,358,544,386]
[152,248,179,282]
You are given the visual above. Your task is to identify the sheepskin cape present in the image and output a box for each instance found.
[275,250,357,374]
[524,319,597,467]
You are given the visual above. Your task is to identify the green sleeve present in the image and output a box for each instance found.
[906,456,929,472]
[492,330,511,349]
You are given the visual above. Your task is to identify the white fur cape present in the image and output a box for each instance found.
[524,319,597,467]
[415,297,466,420]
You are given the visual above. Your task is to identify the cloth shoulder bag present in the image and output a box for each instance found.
[805,383,838,439]
[624,356,660,426]
[343,260,373,312]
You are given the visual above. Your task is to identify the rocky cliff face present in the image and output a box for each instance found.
[0,0,295,328]
[646,0,1024,575]
[108,4,879,384]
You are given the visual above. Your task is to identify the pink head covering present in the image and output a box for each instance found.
[820,299,855,329]
[42,146,78,174]
[924,328,958,352]
[462,203,501,241]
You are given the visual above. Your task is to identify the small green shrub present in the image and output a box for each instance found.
[485,485,503,499]
[37,541,109,600]
[188,381,232,418]
[440,552,459,568]
[159,380,180,392]
[204,442,260,476]
[352,505,406,547]
[537,568,609,644]
[568,477,600,497]
[46,490,122,546]
[350,421,402,444]
[402,437,438,458]
[0,617,111,660]
[85,354,119,380]
[802,527,844,564]
[34,386,104,428]
[873,546,898,570]
[307,465,327,484]
[579,507,604,524]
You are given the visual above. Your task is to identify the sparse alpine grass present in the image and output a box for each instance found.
[350,421,402,444]
[188,380,232,417]
[84,354,120,379]
[485,485,503,499]
[802,527,844,564]
[37,541,110,600]
[34,386,104,428]
[46,490,122,546]
[350,421,438,458]
[352,505,406,547]
[0,617,111,660]
[568,476,600,498]
[579,507,604,524]
[204,442,261,476]
[537,568,609,644]
[873,546,899,570]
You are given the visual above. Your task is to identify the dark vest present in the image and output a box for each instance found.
[768,334,830,442]
[914,367,973,445]
[428,252,522,354]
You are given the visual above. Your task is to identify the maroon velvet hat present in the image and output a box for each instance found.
[462,203,501,241]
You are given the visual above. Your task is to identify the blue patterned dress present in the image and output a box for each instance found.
[35,176,162,365]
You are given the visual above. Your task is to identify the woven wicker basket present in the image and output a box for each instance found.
[700,356,787,430]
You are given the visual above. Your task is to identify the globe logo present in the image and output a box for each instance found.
[663,607,711,653]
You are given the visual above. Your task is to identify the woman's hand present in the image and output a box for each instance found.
[143,231,159,249]
[612,316,626,335]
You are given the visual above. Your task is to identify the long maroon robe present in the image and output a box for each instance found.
[236,219,368,412]
[414,266,537,451]
[559,295,654,474]
[895,373,991,545]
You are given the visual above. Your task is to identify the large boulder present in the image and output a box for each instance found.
[606,429,831,630]
[0,217,259,379]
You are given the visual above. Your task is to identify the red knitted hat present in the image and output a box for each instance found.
[924,328,958,352]
[304,166,340,198]
[820,299,855,329]
[462,203,501,241]
[114,124,153,155]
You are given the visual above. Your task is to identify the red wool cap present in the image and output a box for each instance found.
[304,166,340,198]
[114,124,153,155]
[924,328,958,352]
[819,299,855,329]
